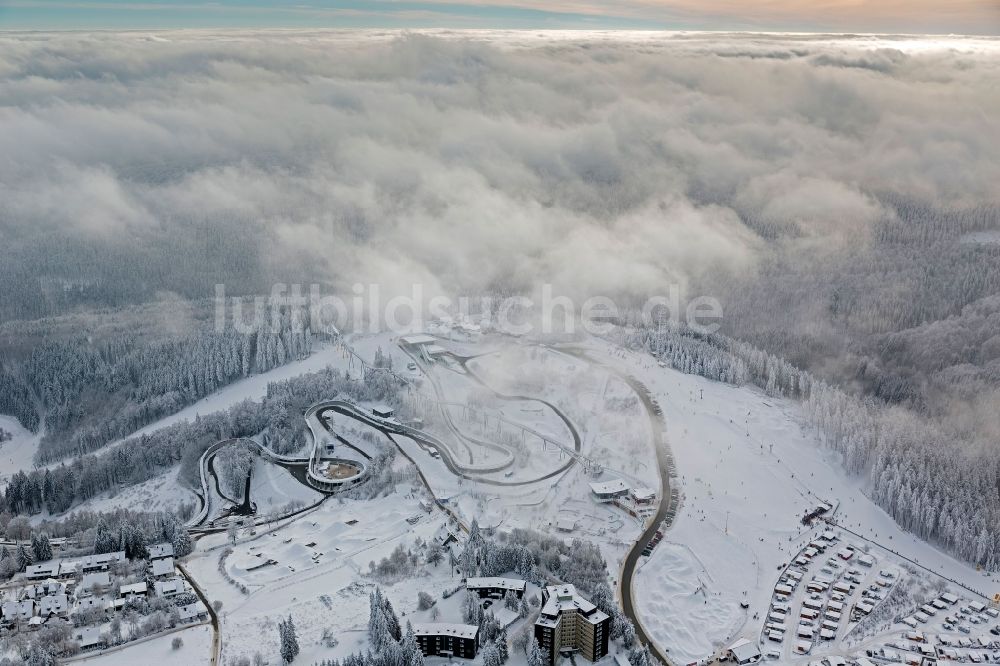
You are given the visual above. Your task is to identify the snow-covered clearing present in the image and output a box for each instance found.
[26,339,370,475]
[68,623,213,665]
[34,465,198,524]
[0,415,41,482]
[250,457,322,514]
[185,486,458,666]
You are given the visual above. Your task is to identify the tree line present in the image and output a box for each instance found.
[0,360,403,521]
[1,304,313,465]
[612,320,1000,571]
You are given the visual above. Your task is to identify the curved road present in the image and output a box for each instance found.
[557,346,677,666]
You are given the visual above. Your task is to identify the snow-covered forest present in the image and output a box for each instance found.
[0,363,403,520]
[614,321,1000,571]
[0,304,312,463]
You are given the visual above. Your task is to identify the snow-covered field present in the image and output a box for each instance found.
[9,328,999,666]
[186,484,457,665]
[69,623,213,665]
[0,415,41,482]
[39,466,199,524]
[250,457,323,515]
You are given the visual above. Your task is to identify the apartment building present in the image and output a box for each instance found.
[534,584,610,665]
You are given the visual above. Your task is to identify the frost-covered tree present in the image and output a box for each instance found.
[15,544,33,572]
[30,533,53,562]
[527,637,544,666]
[482,642,501,666]
[495,628,510,664]
[279,615,300,663]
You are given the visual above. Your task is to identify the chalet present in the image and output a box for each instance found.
[854,601,874,616]
[726,639,762,665]
[412,623,480,659]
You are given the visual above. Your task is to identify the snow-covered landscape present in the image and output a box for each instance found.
[1,17,999,666]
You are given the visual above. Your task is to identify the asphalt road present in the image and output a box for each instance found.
[558,346,676,666]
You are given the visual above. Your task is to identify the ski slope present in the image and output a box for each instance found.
[584,341,1000,664]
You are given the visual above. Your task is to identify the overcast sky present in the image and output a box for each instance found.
[1,0,998,34]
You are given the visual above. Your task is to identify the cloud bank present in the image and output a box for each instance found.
[0,30,998,309]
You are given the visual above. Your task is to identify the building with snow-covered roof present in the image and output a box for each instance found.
[630,487,656,505]
[726,639,762,665]
[412,623,480,659]
[154,578,186,597]
[119,582,147,598]
[1,600,34,625]
[148,543,174,560]
[151,557,175,578]
[25,562,61,580]
[73,626,104,651]
[589,479,629,503]
[38,593,68,618]
[400,334,437,347]
[77,572,110,598]
[372,405,395,419]
[177,602,208,624]
[59,551,126,577]
[534,584,610,665]
[76,596,109,615]
[466,577,526,599]
[556,517,576,532]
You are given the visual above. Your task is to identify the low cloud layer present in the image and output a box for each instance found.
[1,30,998,307]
